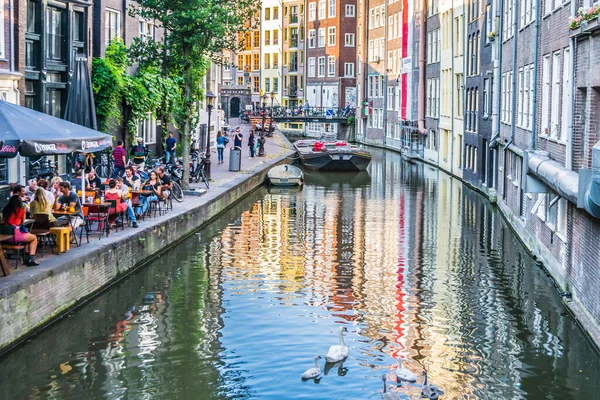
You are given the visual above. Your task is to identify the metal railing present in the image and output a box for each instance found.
[271,106,355,118]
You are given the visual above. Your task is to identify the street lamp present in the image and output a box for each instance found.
[205,91,216,180]
[267,91,275,137]
[258,93,268,157]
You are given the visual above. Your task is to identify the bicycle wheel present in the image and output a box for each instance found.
[200,169,210,189]
[172,181,184,202]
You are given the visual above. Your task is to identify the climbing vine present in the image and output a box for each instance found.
[92,39,127,133]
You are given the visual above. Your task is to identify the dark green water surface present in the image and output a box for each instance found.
[1,150,599,399]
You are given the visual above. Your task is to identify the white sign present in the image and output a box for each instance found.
[401,57,412,74]
[245,105,253,111]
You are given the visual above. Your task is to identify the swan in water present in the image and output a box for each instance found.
[381,375,402,400]
[420,370,441,399]
[301,356,322,380]
[324,326,349,363]
[395,356,418,382]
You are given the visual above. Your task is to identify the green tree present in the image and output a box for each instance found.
[130,0,260,188]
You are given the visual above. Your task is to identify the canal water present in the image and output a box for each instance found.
[1,150,599,399]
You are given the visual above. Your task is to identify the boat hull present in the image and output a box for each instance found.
[298,152,371,172]
[267,164,304,186]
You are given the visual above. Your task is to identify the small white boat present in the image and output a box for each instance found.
[267,164,304,186]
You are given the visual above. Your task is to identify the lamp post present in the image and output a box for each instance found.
[266,91,275,137]
[258,93,268,157]
[205,91,216,180]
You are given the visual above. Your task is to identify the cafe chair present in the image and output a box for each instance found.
[31,213,55,257]
[108,200,125,231]
[0,225,27,268]
[81,204,110,241]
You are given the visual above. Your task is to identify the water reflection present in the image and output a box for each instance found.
[0,149,598,400]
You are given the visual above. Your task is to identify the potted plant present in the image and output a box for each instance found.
[487,31,497,41]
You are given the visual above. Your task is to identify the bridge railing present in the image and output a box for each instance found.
[269,107,355,118]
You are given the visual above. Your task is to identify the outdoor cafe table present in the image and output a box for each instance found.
[0,234,12,277]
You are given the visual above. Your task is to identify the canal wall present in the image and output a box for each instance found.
[0,150,295,354]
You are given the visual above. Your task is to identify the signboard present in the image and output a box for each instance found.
[326,109,333,119]
[245,105,253,111]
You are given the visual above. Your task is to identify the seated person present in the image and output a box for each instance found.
[138,171,162,216]
[37,179,55,204]
[157,166,172,200]
[1,186,39,266]
[24,179,38,198]
[105,179,138,228]
[87,168,103,190]
[29,187,56,225]
[123,166,140,190]
[53,182,84,230]
[69,170,88,193]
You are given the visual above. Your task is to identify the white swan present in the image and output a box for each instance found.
[301,355,322,380]
[420,370,441,399]
[381,375,402,400]
[395,356,418,382]
[324,326,349,363]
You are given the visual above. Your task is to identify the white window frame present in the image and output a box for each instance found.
[344,62,355,77]
[344,33,355,47]
[328,26,336,46]
[328,0,336,18]
[318,56,325,77]
[318,28,325,47]
[308,57,316,77]
[139,112,157,144]
[105,9,121,49]
[318,0,326,19]
[345,4,355,17]
[308,29,316,48]
[561,48,571,143]
[550,52,561,140]
[309,2,316,21]
[541,55,550,136]
[328,55,336,77]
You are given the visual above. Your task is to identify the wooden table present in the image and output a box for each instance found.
[131,190,152,196]
[0,234,12,277]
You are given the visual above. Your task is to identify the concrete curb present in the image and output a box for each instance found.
[0,148,296,354]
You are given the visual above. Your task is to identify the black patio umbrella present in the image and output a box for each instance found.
[0,100,111,158]
[64,57,97,130]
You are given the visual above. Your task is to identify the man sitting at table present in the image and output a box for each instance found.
[157,166,172,200]
[69,170,88,193]
[53,182,84,230]
[24,179,38,198]
[87,168,103,190]
[123,166,140,190]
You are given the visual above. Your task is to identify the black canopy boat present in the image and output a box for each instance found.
[293,139,372,172]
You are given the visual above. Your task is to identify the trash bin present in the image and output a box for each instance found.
[229,147,242,171]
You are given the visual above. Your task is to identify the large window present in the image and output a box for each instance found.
[318,0,325,19]
[105,9,120,48]
[328,26,336,46]
[309,2,316,21]
[345,33,355,47]
[328,0,336,17]
[46,6,65,61]
[318,56,325,77]
[308,57,316,77]
[318,28,325,47]
[345,4,355,17]
[344,62,355,77]
[550,52,561,139]
[308,29,316,48]
[139,113,157,144]
[328,56,335,77]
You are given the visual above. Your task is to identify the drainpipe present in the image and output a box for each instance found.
[450,0,454,173]
[503,0,518,152]
[9,0,14,72]
[418,0,426,135]
[364,0,371,141]
[490,0,504,147]
[530,0,540,150]
[383,0,389,147]
[566,0,576,169]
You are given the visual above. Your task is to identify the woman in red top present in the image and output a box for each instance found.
[2,187,39,266]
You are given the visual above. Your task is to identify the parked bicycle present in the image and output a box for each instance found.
[165,162,184,202]
[29,157,58,181]
[97,151,114,178]
[189,154,210,189]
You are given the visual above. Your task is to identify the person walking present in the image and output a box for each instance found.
[234,127,244,154]
[165,132,177,164]
[248,130,256,159]
[112,140,127,178]
[216,131,228,164]
[130,137,148,170]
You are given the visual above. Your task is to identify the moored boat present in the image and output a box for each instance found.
[294,140,372,172]
[267,164,304,186]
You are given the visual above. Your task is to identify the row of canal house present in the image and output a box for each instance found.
[357,0,600,343]
[0,0,222,199]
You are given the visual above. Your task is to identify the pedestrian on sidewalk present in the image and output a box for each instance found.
[234,127,244,154]
[248,130,256,159]
[112,140,126,178]
[216,131,228,164]
[130,137,148,170]
[165,132,177,164]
